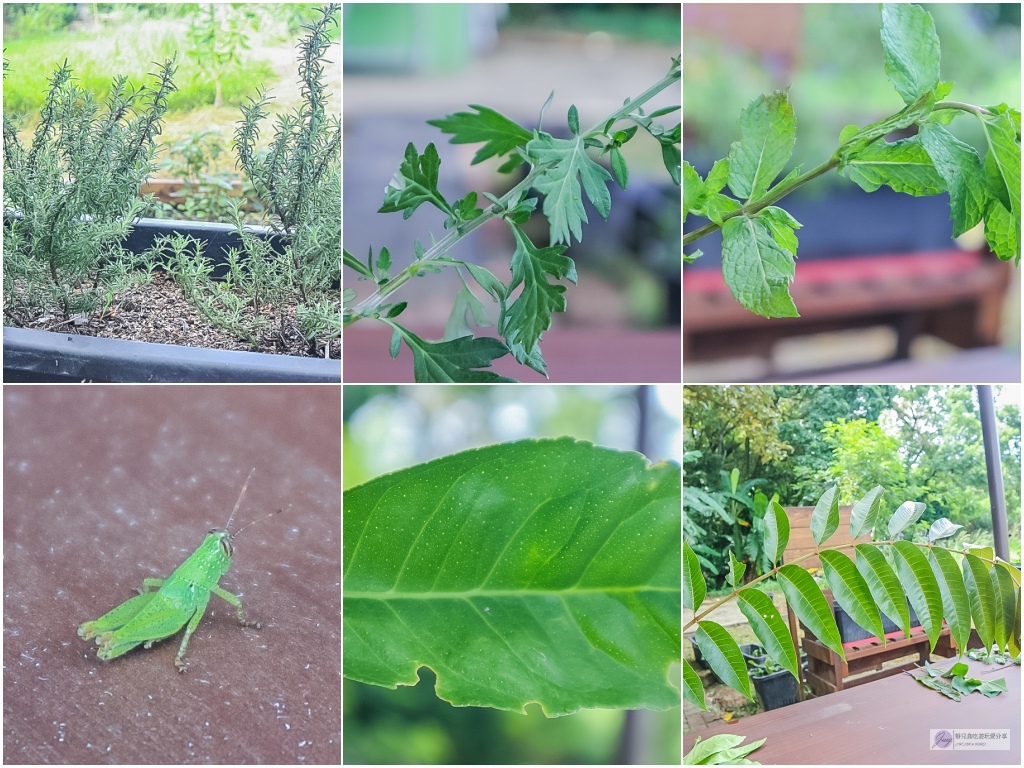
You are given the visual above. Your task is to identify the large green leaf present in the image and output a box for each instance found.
[810,485,840,546]
[819,550,884,642]
[736,589,799,680]
[962,553,997,652]
[683,659,705,710]
[727,91,796,201]
[343,438,681,715]
[880,3,940,105]
[684,539,706,612]
[850,486,885,539]
[763,499,790,567]
[890,541,944,651]
[928,547,972,654]
[839,136,944,196]
[721,216,798,318]
[854,544,912,635]
[919,124,988,237]
[694,621,752,701]
[777,564,844,659]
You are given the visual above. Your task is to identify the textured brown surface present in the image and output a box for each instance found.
[3,385,340,764]
[684,657,1020,765]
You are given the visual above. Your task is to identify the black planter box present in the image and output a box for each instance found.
[740,643,767,668]
[3,217,339,383]
[834,600,920,643]
[751,668,798,711]
[3,327,338,383]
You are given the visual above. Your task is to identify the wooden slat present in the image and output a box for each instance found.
[782,505,872,569]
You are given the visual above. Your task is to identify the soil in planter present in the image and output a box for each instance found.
[18,273,339,359]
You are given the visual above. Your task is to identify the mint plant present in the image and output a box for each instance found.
[344,58,681,382]
[683,4,1021,318]
[684,484,1022,714]
[344,438,681,715]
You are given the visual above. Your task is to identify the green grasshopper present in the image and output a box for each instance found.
[78,469,281,672]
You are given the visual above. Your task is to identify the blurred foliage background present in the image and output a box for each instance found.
[684,385,1022,591]
[343,385,681,764]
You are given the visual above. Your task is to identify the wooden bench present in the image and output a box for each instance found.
[782,505,957,698]
[684,249,1011,369]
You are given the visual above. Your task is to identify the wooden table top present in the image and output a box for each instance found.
[684,657,1020,765]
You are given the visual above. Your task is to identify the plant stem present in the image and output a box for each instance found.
[345,65,680,324]
[685,540,1003,630]
[683,156,839,246]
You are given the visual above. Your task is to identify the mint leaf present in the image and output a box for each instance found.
[759,206,802,256]
[721,216,799,318]
[701,193,741,225]
[985,198,1018,263]
[426,105,532,165]
[839,135,945,196]
[378,142,454,219]
[728,91,796,201]
[704,158,730,193]
[683,161,705,224]
[836,89,941,160]
[880,3,940,105]
[389,322,515,383]
[500,223,577,376]
[527,132,613,244]
[919,124,988,236]
[979,110,1021,257]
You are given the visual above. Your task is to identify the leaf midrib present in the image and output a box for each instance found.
[345,585,678,599]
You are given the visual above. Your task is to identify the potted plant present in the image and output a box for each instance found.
[747,658,798,712]
[2,4,340,383]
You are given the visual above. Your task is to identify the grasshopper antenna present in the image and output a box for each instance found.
[233,504,292,539]
[224,468,257,532]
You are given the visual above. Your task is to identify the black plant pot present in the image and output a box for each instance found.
[740,643,767,669]
[834,600,920,643]
[3,217,339,383]
[688,635,710,670]
[751,668,798,711]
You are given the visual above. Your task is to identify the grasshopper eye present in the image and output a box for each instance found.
[219,537,233,558]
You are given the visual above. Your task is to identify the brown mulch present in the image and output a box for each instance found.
[20,273,339,359]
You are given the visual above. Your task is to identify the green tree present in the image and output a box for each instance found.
[821,418,907,510]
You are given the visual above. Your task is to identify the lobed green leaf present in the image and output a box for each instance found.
[387,323,514,383]
[426,105,532,165]
[344,438,681,715]
[378,142,454,219]
[499,223,576,376]
[721,216,798,318]
[526,132,612,245]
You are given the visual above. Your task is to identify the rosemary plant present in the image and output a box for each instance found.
[3,58,176,325]
[344,56,681,382]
